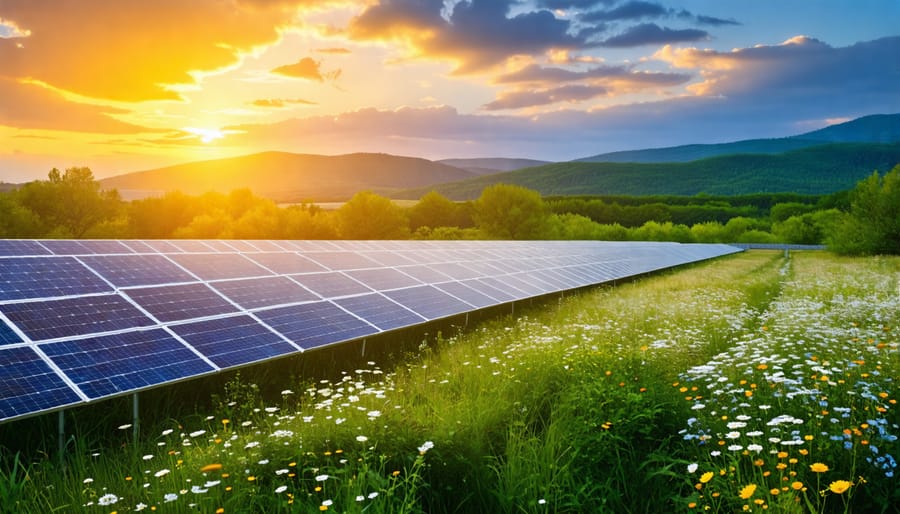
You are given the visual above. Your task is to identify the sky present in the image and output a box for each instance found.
[0,0,898,182]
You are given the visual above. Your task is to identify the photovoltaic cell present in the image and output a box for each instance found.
[0,319,22,345]
[170,240,216,253]
[79,254,197,287]
[78,241,133,254]
[41,329,215,399]
[394,265,453,284]
[169,253,272,280]
[121,240,157,254]
[0,257,112,301]
[247,252,327,274]
[210,276,318,309]
[124,283,238,322]
[0,347,82,420]
[142,240,183,253]
[1,295,155,341]
[256,301,377,350]
[171,315,297,367]
[40,240,95,255]
[434,281,500,309]
[290,272,371,298]
[429,262,483,280]
[344,268,422,291]
[383,285,473,320]
[335,293,425,331]
[0,240,50,256]
[360,251,418,267]
[305,251,381,271]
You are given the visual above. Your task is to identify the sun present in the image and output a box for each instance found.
[182,127,227,144]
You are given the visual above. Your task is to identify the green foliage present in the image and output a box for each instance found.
[474,184,551,239]
[336,190,410,239]
[828,166,900,255]
[407,191,473,230]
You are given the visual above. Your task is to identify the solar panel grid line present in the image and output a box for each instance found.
[0,347,85,422]
[27,344,92,402]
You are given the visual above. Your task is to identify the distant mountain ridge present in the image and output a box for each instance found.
[576,113,900,163]
[436,158,551,175]
[100,151,476,202]
[396,142,900,200]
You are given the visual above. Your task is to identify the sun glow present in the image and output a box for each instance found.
[182,127,227,144]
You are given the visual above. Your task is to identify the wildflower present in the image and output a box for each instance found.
[687,463,698,473]
[83,478,94,484]
[315,474,330,482]
[368,492,379,499]
[418,441,435,454]
[828,480,852,494]
[164,493,178,502]
[275,485,288,494]
[154,469,170,478]
[738,484,757,499]
[791,482,803,490]
[356,435,368,442]
[135,503,147,511]
[189,430,206,438]
[98,494,119,506]
[700,472,714,483]
[356,495,365,501]
[810,463,829,473]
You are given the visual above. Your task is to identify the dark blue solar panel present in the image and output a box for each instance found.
[344,268,422,291]
[0,347,82,420]
[0,257,112,301]
[142,240,183,253]
[461,261,508,276]
[383,286,473,320]
[41,329,215,399]
[172,315,297,367]
[434,282,498,309]
[335,293,425,331]
[169,253,271,280]
[290,272,371,298]
[503,274,554,295]
[0,240,51,256]
[456,279,517,302]
[361,251,418,266]
[256,301,377,350]
[248,252,327,274]
[1,295,155,341]
[0,319,22,345]
[79,254,197,287]
[210,276,318,309]
[306,251,381,271]
[476,277,531,300]
[124,283,238,322]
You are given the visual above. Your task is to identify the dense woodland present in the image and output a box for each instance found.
[0,165,897,255]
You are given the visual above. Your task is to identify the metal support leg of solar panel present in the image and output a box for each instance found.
[0,239,743,453]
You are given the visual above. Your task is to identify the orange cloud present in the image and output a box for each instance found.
[0,78,155,133]
[251,98,317,108]
[0,0,319,102]
[271,57,341,82]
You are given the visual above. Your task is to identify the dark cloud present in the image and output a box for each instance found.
[694,14,740,26]
[599,23,708,47]
[349,0,589,73]
[251,98,317,108]
[270,57,341,81]
[581,1,668,22]
[536,0,614,9]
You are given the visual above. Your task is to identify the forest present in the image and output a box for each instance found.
[0,165,897,255]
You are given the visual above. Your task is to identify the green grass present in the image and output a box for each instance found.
[1,251,897,513]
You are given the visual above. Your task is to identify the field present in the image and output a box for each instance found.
[1,251,898,513]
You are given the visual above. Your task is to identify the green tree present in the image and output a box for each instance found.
[827,166,900,255]
[408,191,467,230]
[336,191,409,239]
[474,184,551,239]
[14,167,121,237]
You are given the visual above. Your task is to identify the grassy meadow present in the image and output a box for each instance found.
[1,251,897,513]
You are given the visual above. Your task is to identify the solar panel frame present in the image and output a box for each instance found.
[0,256,113,301]
[1,294,156,341]
[79,254,198,287]
[210,276,319,310]
[255,301,378,350]
[0,346,83,420]
[170,315,299,368]
[123,283,239,322]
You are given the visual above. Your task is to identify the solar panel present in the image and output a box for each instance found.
[0,257,112,301]
[170,315,298,367]
[0,239,742,423]
[41,329,215,399]
[124,283,238,322]
[1,295,155,341]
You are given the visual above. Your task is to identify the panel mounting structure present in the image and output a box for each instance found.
[0,239,742,423]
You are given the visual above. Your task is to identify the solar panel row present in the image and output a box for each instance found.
[0,239,742,423]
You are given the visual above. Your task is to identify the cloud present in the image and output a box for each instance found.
[251,98,317,108]
[271,57,341,81]
[483,84,608,110]
[536,0,614,9]
[317,47,352,54]
[581,1,668,22]
[693,14,740,26]
[0,0,324,102]
[348,0,591,73]
[0,78,156,133]
[599,22,708,47]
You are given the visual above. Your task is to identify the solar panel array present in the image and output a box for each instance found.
[0,239,741,423]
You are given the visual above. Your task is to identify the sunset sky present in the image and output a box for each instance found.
[1,0,898,182]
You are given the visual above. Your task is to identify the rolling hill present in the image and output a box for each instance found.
[99,151,476,201]
[395,143,900,200]
[436,158,551,175]
[576,113,900,163]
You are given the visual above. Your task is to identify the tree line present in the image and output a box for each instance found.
[0,165,897,255]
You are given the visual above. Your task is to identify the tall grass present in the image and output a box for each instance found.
[1,251,896,513]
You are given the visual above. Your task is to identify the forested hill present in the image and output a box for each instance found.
[394,143,900,200]
[577,113,900,163]
[99,151,475,201]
